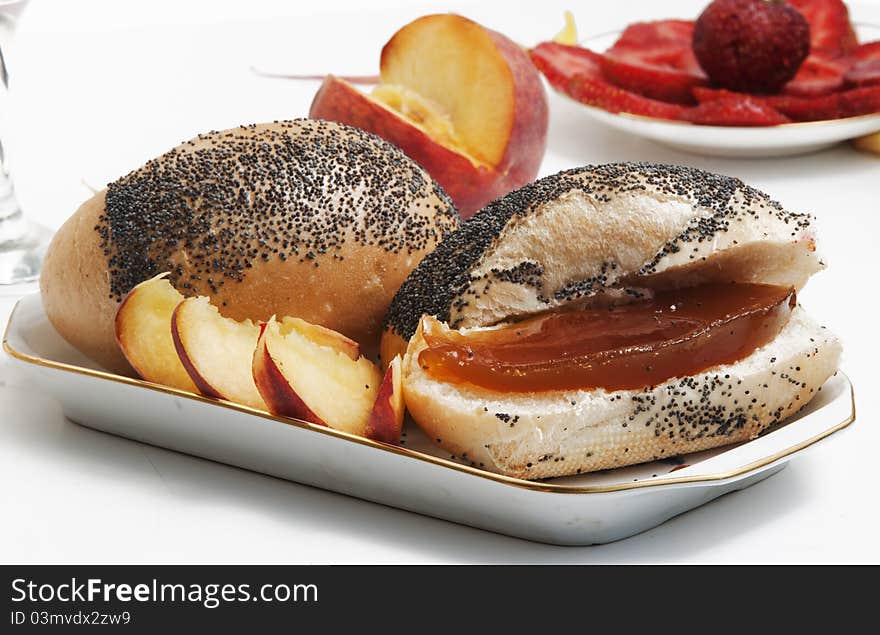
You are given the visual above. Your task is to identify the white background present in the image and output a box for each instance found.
[1,0,877,563]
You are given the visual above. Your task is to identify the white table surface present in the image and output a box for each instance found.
[1,0,877,564]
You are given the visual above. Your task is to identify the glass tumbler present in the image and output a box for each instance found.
[0,0,50,286]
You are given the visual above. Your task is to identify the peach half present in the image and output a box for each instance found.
[310,14,548,218]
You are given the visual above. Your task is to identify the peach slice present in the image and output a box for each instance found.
[279,316,360,361]
[364,355,404,443]
[114,274,198,393]
[310,14,548,217]
[252,317,383,435]
[171,297,266,410]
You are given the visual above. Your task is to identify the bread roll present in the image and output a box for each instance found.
[40,119,460,374]
[404,308,840,479]
[386,163,841,479]
[381,162,823,362]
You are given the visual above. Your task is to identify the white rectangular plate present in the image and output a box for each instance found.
[4,293,854,545]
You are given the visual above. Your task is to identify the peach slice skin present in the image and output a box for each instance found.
[252,322,325,425]
[364,356,404,443]
[171,297,267,410]
[252,317,383,436]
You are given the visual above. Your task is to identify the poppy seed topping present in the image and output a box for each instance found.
[97,119,459,301]
[383,162,813,340]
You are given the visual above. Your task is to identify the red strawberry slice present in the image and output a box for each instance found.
[531,41,684,119]
[766,92,840,120]
[609,20,694,54]
[788,0,858,58]
[600,19,708,104]
[565,73,686,120]
[692,87,755,103]
[690,86,860,122]
[599,54,707,104]
[846,60,880,87]
[767,85,880,120]
[693,87,834,122]
[679,97,791,126]
[784,55,848,96]
[531,41,686,119]
[607,20,706,76]
[837,85,880,117]
[850,41,880,62]
[529,42,603,92]
[845,42,880,87]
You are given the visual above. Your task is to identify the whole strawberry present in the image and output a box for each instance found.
[693,0,811,94]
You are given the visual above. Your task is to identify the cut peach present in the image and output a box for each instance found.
[310,14,548,217]
[171,297,266,410]
[278,316,360,361]
[252,317,382,435]
[380,14,516,168]
[114,274,198,393]
[364,355,404,443]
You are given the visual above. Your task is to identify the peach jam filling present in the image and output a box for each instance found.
[418,282,796,392]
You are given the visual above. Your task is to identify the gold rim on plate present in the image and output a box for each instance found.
[2,298,856,495]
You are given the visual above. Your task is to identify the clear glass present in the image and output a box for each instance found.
[0,0,50,286]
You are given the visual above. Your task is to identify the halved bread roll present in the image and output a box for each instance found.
[385,163,841,479]
[404,307,840,479]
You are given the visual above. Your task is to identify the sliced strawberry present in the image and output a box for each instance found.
[784,54,848,96]
[693,86,755,103]
[766,85,880,121]
[607,20,705,77]
[850,41,880,62]
[599,19,707,104]
[609,20,694,53]
[788,0,858,58]
[529,42,603,92]
[599,54,707,104]
[766,92,840,120]
[844,42,880,87]
[565,73,686,120]
[530,41,685,119]
[846,60,880,87]
[837,85,880,117]
[693,87,842,122]
[679,97,791,126]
